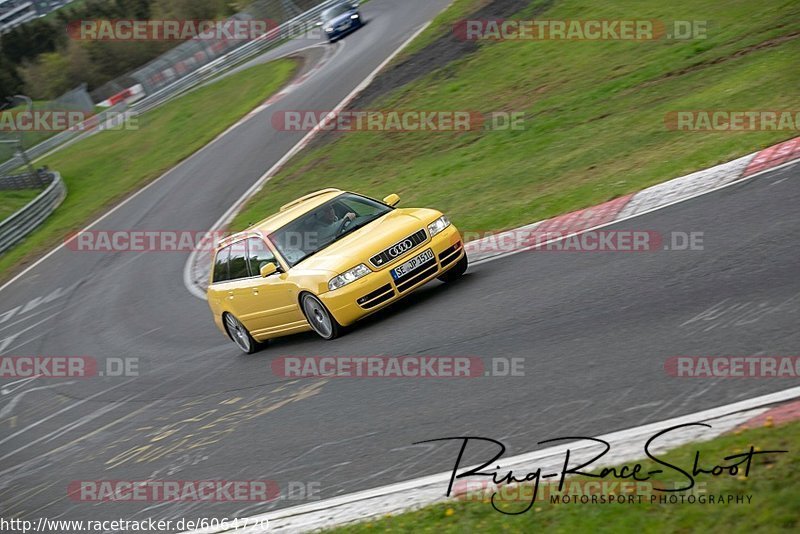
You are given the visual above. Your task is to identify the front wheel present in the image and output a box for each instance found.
[301,293,342,340]
[224,314,261,354]
[438,254,468,283]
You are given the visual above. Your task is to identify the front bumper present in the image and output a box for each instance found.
[319,225,464,326]
[325,17,361,40]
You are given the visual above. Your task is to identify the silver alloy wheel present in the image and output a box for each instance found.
[302,295,333,339]
[225,314,252,353]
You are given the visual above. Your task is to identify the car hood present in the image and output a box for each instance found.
[294,208,440,274]
[324,11,357,27]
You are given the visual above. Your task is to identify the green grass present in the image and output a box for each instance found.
[0,189,42,219]
[0,58,297,278]
[329,419,799,532]
[231,0,800,234]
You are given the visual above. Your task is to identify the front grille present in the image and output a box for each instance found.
[395,258,438,293]
[357,284,395,309]
[370,229,427,268]
[439,242,463,268]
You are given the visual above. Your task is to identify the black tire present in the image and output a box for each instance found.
[223,313,262,354]
[438,253,468,283]
[301,293,342,340]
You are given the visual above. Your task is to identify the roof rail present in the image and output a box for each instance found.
[279,188,342,212]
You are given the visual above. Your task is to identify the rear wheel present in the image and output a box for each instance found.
[301,293,341,340]
[438,253,468,283]
[224,314,261,354]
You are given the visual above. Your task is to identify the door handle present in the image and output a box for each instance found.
[227,291,234,300]
[252,289,259,296]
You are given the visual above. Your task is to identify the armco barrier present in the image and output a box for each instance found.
[0,170,49,190]
[0,0,342,174]
[0,172,66,254]
[130,0,340,114]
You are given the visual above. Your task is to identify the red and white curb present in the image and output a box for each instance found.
[738,399,800,430]
[467,136,800,265]
[182,387,800,533]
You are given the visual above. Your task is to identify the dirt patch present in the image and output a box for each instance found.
[305,0,551,149]
[350,0,551,109]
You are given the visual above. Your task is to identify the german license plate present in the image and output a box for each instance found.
[391,249,434,280]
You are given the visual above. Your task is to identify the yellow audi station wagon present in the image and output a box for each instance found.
[207,189,467,353]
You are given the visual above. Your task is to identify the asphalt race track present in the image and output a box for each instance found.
[1,0,799,527]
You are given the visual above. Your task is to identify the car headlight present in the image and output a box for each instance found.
[328,263,371,291]
[350,13,359,19]
[427,215,451,237]
[325,26,334,32]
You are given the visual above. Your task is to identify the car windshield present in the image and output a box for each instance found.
[268,193,391,267]
[322,4,353,21]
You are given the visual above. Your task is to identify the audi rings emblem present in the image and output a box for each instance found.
[388,239,414,257]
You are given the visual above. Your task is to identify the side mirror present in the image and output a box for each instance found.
[260,262,278,278]
[383,194,400,207]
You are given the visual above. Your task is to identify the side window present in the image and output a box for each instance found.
[247,238,277,275]
[212,246,231,283]
[229,241,250,280]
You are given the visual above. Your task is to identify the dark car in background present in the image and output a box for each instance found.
[319,2,363,43]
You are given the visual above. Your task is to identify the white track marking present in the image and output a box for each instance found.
[0,378,135,450]
[0,383,71,419]
[183,386,800,533]
[0,312,60,352]
[0,302,65,334]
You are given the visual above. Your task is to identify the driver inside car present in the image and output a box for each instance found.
[315,204,356,243]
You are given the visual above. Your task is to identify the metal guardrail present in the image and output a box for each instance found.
[0,170,49,190]
[131,0,340,114]
[0,0,341,175]
[0,172,66,254]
